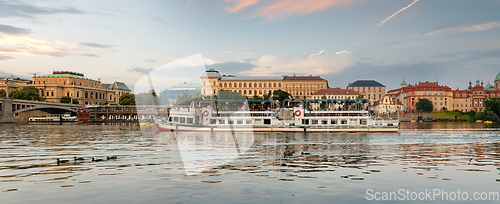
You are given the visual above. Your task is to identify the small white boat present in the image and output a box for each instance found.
[28,113,78,122]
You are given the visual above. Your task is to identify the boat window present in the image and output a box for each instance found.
[173,117,179,122]
[246,120,252,125]
[311,120,318,125]
[331,120,337,125]
[228,120,234,125]
[264,119,271,125]
[210,119,216,124]
[187,118,193,124]
[219,120,225,125]
[255,120,262,125]
[302,119,309,125]
[350,119,358,125]
[341,120,347,124]
[361,119,367,125]
[180,118,186,123]
[321,120,328,125]
[237,120,243,125]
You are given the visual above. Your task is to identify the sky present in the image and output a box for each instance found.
[0,0,500,92]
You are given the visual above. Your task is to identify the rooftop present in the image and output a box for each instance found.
[108,81,130,90]
[200,70,221,78]
[220,76,283,81]
[347,80,385,87]
[283,75,325,81]
[36,73,97,81]
[311,88,360,95]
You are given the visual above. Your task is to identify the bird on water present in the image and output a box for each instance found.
[92,158,104,162]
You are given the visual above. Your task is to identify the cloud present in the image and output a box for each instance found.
[225,0,259,13]
[324,49,500,90]
[77,53,99,57]
[0,24,32,35]
[203,58,218,65]
[0,1,84,19]
[232,0,354,21]
[205,61,257,74]
[78,42,114,51]
[148,16,173,25]
[241,50,354,76]
[417,22,500,37]
[127,67,153,74]
[0,54,16,61]
[377,0,419,27]
[0,32,115,58]
[225,49,256,54]
[335,50,351,55]
[145,58,156,63]
[384,41,401,46]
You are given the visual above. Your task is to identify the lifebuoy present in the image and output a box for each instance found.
[294,110,301,117]
[203,110,209,117]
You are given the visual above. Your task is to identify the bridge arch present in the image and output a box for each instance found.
[13,106,78,115]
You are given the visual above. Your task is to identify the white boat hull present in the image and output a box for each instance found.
[157,122,398,133]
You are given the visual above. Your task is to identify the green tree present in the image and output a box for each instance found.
[485,98,500,117]
[217,90,247,100]
[271,89,291,103]
[0,89,5,98]
[320,95,327,109]
[60,96,71,103]
[60,96,80,104]
[9,87,43,101]
[119,93,135,105]
[415,98,433,112]
[136,90,159,105]
[175,90,194,105]
[252,95,262,100]
[482,110,500,122]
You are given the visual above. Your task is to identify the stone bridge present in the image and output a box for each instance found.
[0,98,83,123]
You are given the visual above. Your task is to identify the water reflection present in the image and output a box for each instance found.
[0,122,499,203]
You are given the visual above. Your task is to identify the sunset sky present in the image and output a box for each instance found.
[1,0,500,91]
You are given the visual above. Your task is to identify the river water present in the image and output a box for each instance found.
[1,122,500,203]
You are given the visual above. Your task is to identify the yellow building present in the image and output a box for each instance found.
[200,70,328,98]
[310,87,361,100]
[371,95,403,114]
[0,71,130,105]
[346,80,386,104]
[0,77,30,94]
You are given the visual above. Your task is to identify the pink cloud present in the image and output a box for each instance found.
[252,0,354,21]
[225,0,259,13]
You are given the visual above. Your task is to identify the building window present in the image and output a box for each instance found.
[51,92,54,96]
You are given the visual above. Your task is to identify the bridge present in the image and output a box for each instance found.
[0,98,83,123]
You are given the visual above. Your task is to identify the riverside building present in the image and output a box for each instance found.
[0,71,130,105]
[200,69,328,98]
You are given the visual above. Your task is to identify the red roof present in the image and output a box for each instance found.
[401,81,452,92]
[311,88,360,95]
[472,85,484,91]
